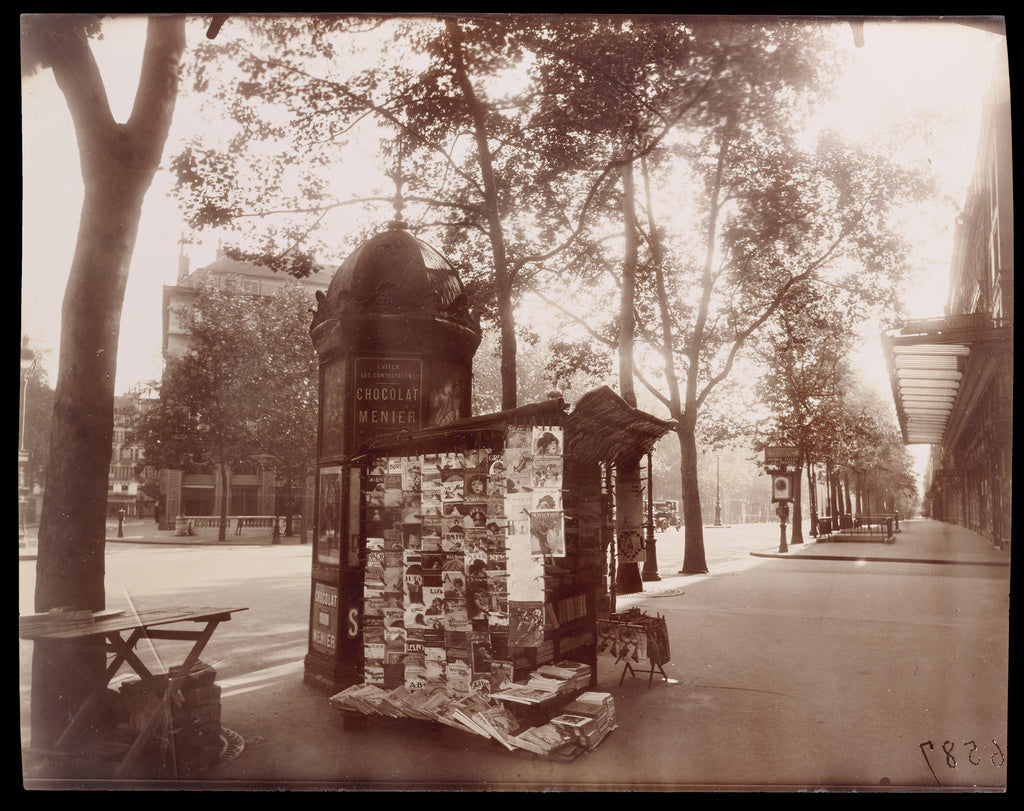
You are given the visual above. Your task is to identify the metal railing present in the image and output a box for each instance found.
[174,514,302,540]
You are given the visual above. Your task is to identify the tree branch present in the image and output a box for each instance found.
[127,15,187,165]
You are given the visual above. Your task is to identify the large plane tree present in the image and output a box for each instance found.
[134,281,319,540]
[530,22,938,573]
[21,12,187,754]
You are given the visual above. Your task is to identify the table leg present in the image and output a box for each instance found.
[107,631,159,683]
[53,630,140,749]
[111,619,222,778]
[176,620,220,673]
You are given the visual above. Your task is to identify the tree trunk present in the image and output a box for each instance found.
[29,16,186,752]
[677,421,708,574]
[445,19,518,410]
[790,464,803,544]
[828,464,839,519]
[676,129,729,576]
[618,156,639,409]
[219,464,230,542]
[807,463,818,536]
[498,288,518,410]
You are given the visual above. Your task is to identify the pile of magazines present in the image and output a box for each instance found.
[491,661,592,705]
[329,662,610,759]
[330,682,527,750]
[504,691,616,760]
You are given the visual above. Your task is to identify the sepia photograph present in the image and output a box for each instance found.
[20,14,1009,793]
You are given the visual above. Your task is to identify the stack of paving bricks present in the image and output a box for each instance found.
[118,660,222,778]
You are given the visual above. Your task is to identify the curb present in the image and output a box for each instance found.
[106,538,308,547]
[750,550,1009,567]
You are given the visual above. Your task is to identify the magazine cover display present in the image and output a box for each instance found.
[359,429,564,692]
[334,424,619,759]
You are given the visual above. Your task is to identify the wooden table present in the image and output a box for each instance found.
[21,606,247,778]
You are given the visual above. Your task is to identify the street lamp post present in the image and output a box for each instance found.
[19,338,35,545]
[776,500,789,553]
[641,451,660,582]
[714,455,723,527]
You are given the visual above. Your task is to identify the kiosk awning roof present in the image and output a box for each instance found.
[565,386,676,467]
[354,386,675,467]
[881,316,1013,445]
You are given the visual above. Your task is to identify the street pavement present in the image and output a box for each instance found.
[19,517,1009,792]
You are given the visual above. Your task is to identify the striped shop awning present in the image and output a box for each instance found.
[881,315,1012,446]
[887,343,969,444]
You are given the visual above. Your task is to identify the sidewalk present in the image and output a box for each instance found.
[202,516,1011,790]
[752,517,1009,568]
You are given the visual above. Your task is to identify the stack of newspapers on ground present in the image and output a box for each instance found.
[329,661,613,760]
[549,691,618,751]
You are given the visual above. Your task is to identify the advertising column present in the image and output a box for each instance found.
[304,224,480,693]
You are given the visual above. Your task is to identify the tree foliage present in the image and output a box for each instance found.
[534,21,938,571]
[135,280,318,538]
[754,305,919,533]
[167,16,940,575]
[171,15,746,411]
[169,15,540,407]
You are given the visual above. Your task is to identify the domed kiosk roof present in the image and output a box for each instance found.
[309,221,480,356]
[325,224,467,319]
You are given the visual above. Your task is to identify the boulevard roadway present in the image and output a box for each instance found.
[19,520,1009,791]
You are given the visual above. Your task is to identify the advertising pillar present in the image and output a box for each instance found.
[304,223,480,692]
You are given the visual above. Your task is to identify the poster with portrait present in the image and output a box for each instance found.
[316,466,343,565]
[530,510,565,557]
[532,425,562,458]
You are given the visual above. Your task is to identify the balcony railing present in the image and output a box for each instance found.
[894,314,1011,338]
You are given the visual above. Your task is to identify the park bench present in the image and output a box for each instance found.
[828,513,895,544]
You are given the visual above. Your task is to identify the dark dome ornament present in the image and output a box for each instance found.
[384,162,410,232]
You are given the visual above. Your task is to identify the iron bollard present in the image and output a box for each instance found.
[775,501,789,553]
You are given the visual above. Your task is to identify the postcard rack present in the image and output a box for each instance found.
[597,609,671,687]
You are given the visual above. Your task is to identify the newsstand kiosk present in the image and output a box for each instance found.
[304,220,674,746]
[304,219,482,692]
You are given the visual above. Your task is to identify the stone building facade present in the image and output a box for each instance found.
[883,47,1012,550]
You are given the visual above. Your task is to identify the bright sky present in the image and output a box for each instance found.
[21,15,1006,405]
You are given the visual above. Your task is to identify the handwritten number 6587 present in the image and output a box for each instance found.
[920,740,1005,785]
